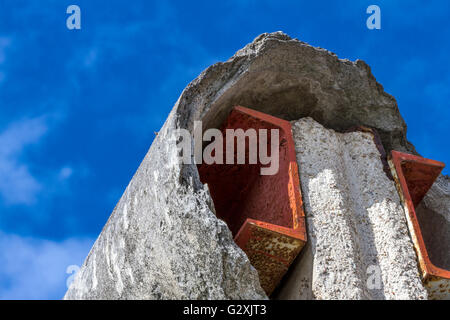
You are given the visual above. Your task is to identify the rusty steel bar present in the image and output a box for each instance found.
[198,106,307,295]
[389,150,449,299]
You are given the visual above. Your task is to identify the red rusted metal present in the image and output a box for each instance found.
[198,106,307,295]
[389,150,449,299]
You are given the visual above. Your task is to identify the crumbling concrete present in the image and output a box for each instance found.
[274,118,428,300]
[64,117,266,299]
[65,32,449,300]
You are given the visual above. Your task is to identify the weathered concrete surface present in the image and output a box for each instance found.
[65,31,449,300]
[197,32,416,156]
[64,120,266,299]
[274,118,428,300]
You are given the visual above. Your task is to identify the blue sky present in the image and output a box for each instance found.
[0,0,448,299]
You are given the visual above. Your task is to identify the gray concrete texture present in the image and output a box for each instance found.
[274,118,427,299]
[65,32,449,300]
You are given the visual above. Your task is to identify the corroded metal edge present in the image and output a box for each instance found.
[232,106,307,295]
[235,219,306,295]
[388,150,449,299]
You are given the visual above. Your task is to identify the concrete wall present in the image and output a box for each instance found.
[274,118,427,300]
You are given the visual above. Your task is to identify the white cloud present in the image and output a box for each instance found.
[0,36,12,85]
[58,166,73,181]
[0,232,94,300]
[0,117,47,205]
[0,36,12,65]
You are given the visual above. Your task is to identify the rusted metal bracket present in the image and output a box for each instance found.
[198,106,307,295]
[389,150,449,299]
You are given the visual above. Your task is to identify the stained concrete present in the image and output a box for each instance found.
[274,118,428,300]
[64,118,266,299]
[64,32,448,300]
